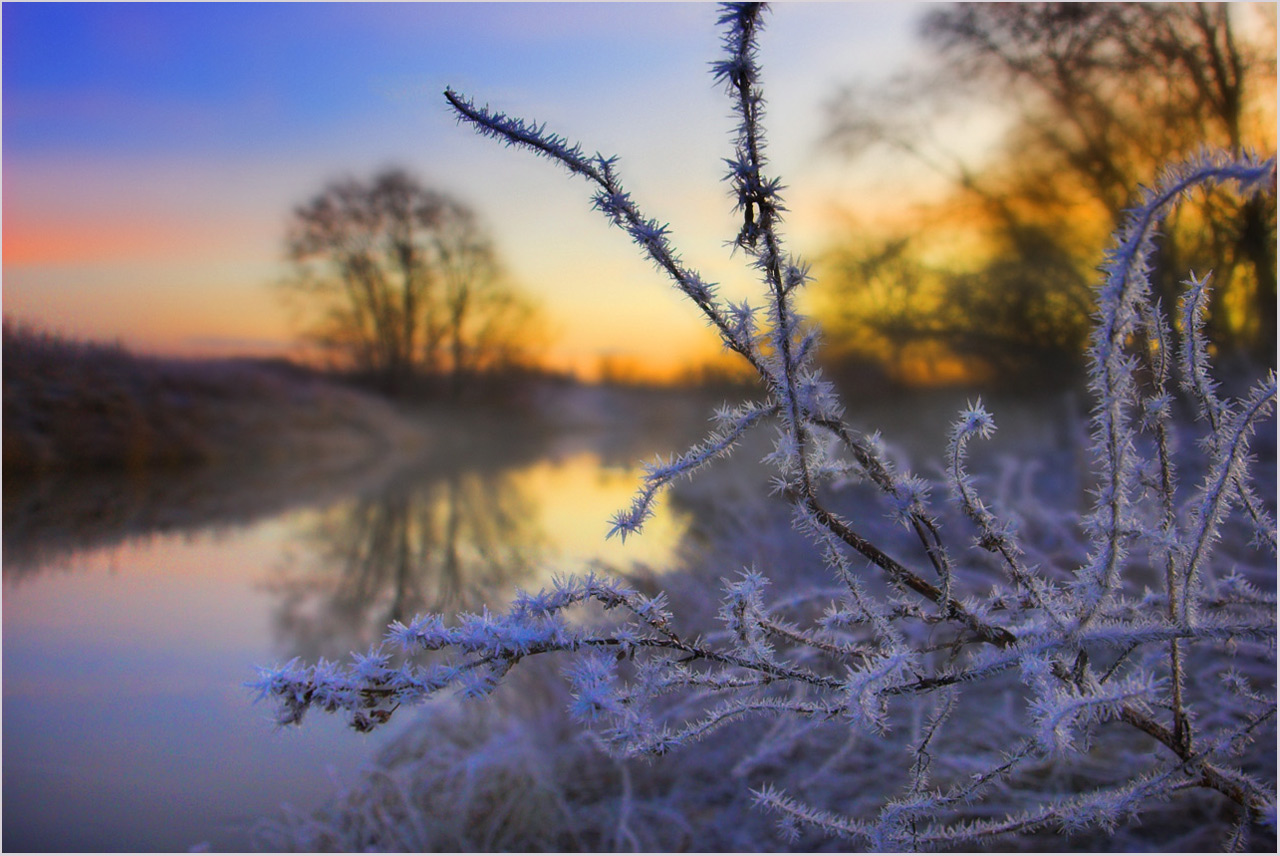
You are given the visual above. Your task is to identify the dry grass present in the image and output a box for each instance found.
[3,318,423,476]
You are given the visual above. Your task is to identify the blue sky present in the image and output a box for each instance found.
[3,2,942,376]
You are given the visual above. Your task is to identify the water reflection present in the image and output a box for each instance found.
[0,390,728,850]
[1,448,402,581]
[264,466,544,661]
[3,387,723,583]
[3,386,1099,851]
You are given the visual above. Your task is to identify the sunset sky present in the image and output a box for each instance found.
[4,2,965,379]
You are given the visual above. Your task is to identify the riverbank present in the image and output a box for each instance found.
[2,325,739,577]
[3,321,426,476]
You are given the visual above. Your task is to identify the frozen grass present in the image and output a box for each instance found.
[3,318,420,476]
[252,420,1274,851]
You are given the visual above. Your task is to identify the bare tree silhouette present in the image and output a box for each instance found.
[282,168,542,395]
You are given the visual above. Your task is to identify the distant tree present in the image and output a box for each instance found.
[282,168,541,395]
[821,2,1276,382]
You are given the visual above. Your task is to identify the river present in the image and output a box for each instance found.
[3,387,722,851]
[3,383,1111,851]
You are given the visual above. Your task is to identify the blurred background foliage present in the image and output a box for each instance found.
[813,2,1277,391]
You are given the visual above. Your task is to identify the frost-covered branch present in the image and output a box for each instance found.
[256,3,1276,849]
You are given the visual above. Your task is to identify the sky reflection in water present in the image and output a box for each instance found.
[3,446,690,851]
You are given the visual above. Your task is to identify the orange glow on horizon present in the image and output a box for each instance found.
[3,215,260,266]
[1,302,728,388]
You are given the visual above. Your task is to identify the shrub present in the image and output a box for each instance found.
[252,3,1276,849]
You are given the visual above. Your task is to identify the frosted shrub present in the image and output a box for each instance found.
[253,4,1276,849]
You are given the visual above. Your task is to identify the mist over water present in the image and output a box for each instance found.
[2,389,715,851]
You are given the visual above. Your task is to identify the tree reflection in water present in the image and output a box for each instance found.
[3,386,735,662]
[263,464,544,662]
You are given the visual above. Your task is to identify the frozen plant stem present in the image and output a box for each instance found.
[255,3,1277,849]
[446,4,1001,643]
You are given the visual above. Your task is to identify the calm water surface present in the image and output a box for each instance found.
[4,387,1100,851]
[3,404,705,851]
